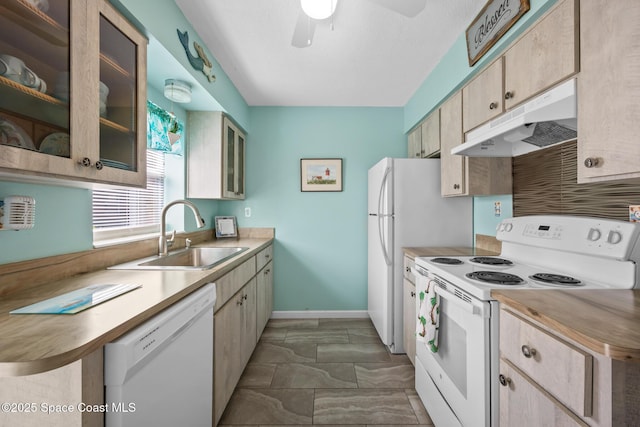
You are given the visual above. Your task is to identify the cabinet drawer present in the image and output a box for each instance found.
[500,309,593,417]
[499,359,588,427]
[256,245,273,272]
[214,257,256,311]
[403,256,415,284]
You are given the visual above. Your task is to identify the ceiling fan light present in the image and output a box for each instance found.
[301,0,337,20]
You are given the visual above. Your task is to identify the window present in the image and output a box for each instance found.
[92,101,185,246]
[92,150,165,244]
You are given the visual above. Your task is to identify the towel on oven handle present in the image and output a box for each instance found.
[415,270,440,353]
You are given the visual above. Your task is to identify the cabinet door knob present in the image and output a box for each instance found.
[499,374,512,387]
[410,291,416,297]
[504,91,514,100]
[584,157,600,168]
[489,102,498,110]
[521,345,537,358]
[95,160,104,170]
[79,157,91,167]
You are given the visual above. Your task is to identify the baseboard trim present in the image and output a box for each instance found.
[271,310,369,319]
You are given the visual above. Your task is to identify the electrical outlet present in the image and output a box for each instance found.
[244,207,251,218]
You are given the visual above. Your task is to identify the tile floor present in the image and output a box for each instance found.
[219,318,434,426]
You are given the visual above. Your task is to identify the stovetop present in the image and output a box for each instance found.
[415,255,629,301]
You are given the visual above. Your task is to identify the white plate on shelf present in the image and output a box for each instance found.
[40,132,70,157]
[0,117,35,150]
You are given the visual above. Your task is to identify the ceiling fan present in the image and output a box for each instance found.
[292,0,427,48]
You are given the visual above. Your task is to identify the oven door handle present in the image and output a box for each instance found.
[434,286,485,317]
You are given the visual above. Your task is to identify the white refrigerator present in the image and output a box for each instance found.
[368,157,473,354]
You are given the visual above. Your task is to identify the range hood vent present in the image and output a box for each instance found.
[452,79,577,157]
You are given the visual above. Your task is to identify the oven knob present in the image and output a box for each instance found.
[607,230,623,244]
[504,223,513,232]
[587,228,602,242]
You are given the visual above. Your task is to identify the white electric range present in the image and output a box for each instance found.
[412,215,640,427]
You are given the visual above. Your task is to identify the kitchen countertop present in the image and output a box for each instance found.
[403,246,499,259]
[0,237,273,377]
[492,289,640,362]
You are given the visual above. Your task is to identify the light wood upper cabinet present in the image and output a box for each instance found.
[407,110,439,158]
[442,91,512,197]
[462,0,578,133]
[407,125,421,158]
[578,0,640,183]
[0,0,147,187]
[503,0,578,110]
[462,58,503,133]
[187,111,246,200]
[421,110,440,158]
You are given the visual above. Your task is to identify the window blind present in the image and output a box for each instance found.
[92,150,165,242]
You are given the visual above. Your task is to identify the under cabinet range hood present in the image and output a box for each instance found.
[452,79,577,157]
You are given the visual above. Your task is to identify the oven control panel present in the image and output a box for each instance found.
[496,215,640,259]
[521,223,562,239]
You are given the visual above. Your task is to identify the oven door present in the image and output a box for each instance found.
[415,269,496,427]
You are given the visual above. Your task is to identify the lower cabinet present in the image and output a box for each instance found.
[498,306,640,427]
[256,260,273,338]
[213,243,274,425]
[214,278,257,424]
[0,348,103,427]
[402,255,416,365]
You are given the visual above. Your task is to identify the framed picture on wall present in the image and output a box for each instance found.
[300,158,343,192]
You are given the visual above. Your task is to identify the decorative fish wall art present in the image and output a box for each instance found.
[177,29,216,82]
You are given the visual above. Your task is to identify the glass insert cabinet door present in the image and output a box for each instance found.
[0,0,147,188]
[0,0,72,163]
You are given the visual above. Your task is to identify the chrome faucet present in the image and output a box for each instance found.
[159,199,206,256]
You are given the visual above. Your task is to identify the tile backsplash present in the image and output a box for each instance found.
[513,141,640,221]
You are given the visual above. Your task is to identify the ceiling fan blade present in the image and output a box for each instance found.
[292,10,316,48]
[367,0,426,17]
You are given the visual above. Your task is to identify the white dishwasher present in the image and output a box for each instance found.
[104,283,216,427]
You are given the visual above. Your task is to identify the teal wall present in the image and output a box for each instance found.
[0,0,558,310]
[217,107,405,310]
[404,0,558,132]
[474,194,514,236]
[0,182,92,264]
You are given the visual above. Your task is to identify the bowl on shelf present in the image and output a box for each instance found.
[39,132,70,157]
[0,54,45,92]
[0,117,35,150]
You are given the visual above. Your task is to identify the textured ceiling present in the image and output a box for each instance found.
[175,0,484,107]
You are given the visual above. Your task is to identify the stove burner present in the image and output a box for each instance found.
[529,273,583,287]
[466,271,524,285]
[430,257,464,265]
[469,256,513,266]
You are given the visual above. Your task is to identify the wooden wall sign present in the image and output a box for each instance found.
[466,0,530,66]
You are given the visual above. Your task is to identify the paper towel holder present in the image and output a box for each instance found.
[0,196,36,231]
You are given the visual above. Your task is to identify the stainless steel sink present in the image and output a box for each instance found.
[109,247,249,270]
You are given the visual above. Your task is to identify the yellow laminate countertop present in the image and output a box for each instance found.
[492,289,640,362]
[0,237,273,377]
